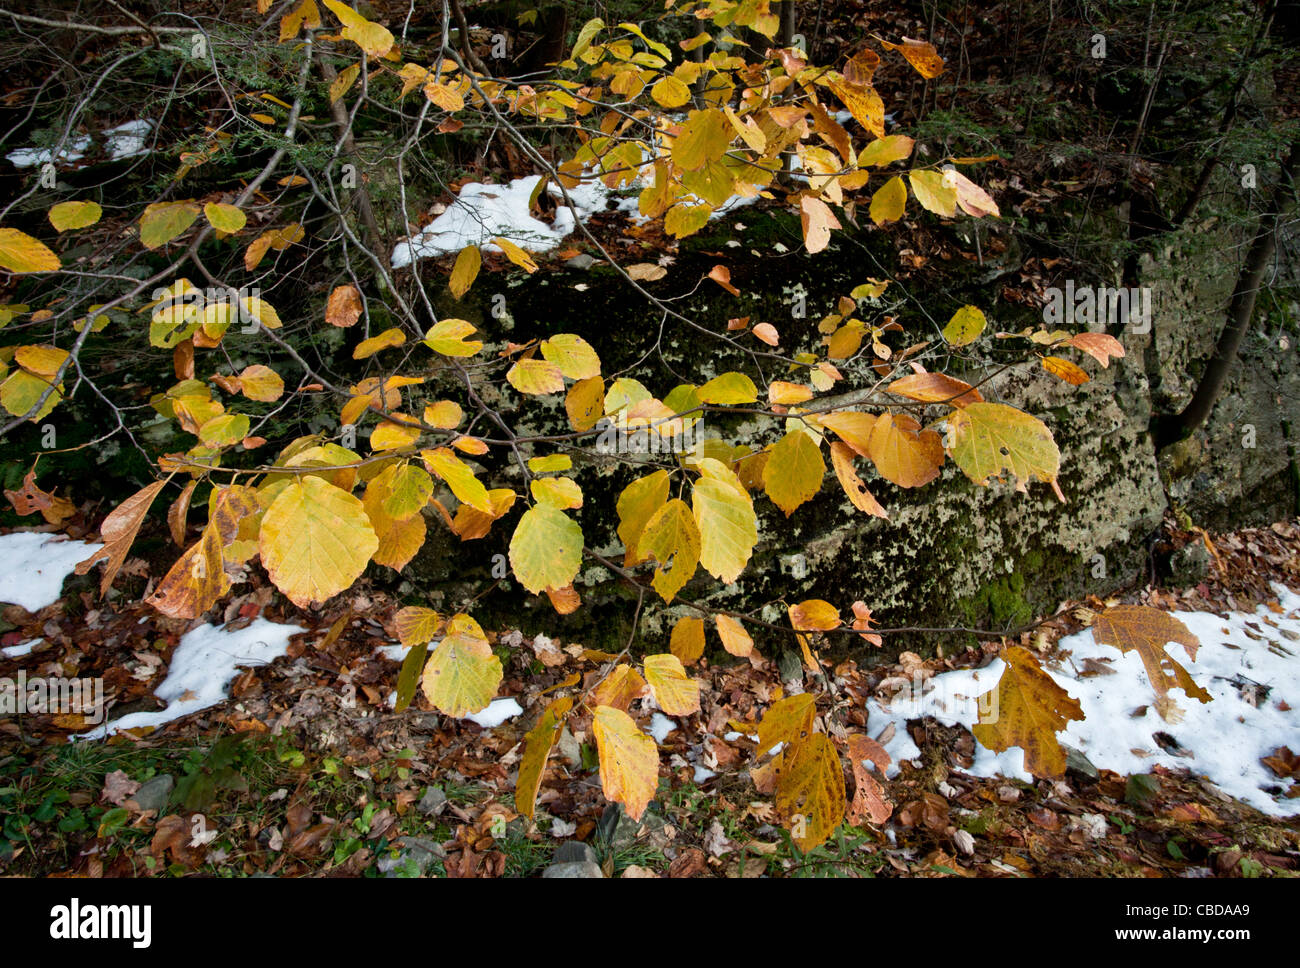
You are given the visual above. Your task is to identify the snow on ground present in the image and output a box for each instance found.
[391,170,755,268]
[6,119,153,168]
[78,618,303,740]
[648,712,676,743]
[0,532,103,613]
[103,119,154,160]
[465,697,522,728]
[867,584,1300,818]
[1,639,40,659]
[6,135,91,168]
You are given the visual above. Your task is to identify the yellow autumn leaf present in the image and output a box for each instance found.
[763,428,825,516]
[697,371,757,405]
[592,664,648,711]
[491,236,538,272]
[14,344,69,378]
[394,605,444,646]
[146,525,230,619]
[370,417,421,451]
[528,454,571,473]
[670,615,705,665]
[421,447,492,511]
[1042,356,1089,385]
[769,381,813,405]
[238,364,284,402]
[329,63,360,104]
[507,358,566,395]
[715,614,753,657]
[592,705,659,821]
[375,463,434,519]
[774,732,845,851]
[0,228,61,273]
[424,318,482,356]
[672,108,731,171]
[353,326,406,359]
[566,375,604,431]
[816,410,877,457]
[756,693,815,757]
[540,333,601,380]
[617,469,669,566]
[449,245,480,299]
[322,0,394,56]
[424,80,465,112]
[829,441,888,517]
[638,498,701,603]
[867,176,907,227]
[516,697,573,819]
[1092,605,1211,720]
[139,201,201,249]
[651,75,691,108]
[972,646,1084,778]
[908,169,957,217]
[48,200,102,232]
[827,77,885,139]
[644,653,700,716]
[530,476,583,510]
[943,305,987,347]
[509,503,583,594]
[858,135,915,167]
[880,37,945,78]
[1,369,62,420]
[423,399,463,429]
[421,630,503,717]
[945,402,1062,498]
[258,476,379,608]
[691,462,757,584]
[203,202,246,234]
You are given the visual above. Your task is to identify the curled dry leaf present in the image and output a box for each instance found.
[325,284,363,327]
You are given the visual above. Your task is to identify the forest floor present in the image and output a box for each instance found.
[0,513,1296,878]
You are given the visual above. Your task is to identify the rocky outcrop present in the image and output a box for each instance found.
[391,205,1297,659]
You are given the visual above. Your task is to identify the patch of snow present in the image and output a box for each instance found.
[391,167,757,269]
[103,119,153,160]
[465,696,522,728]
[374,642,408,661]
[6,135,91,168]
[648,712,677,743]
[866,585,1300,818]
[0,533,103,613]
[1,639,41,659]
[693,765,716,783]
[77,618,303,739]
[6,119,154,169]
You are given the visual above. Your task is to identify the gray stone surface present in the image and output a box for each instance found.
[379,836,446,877]
[417,785,448,817]
[553,840,597,865]
[541,860,604,878]
[128,774,173,814]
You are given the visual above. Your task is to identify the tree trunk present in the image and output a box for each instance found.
[1151,139,1300,449]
